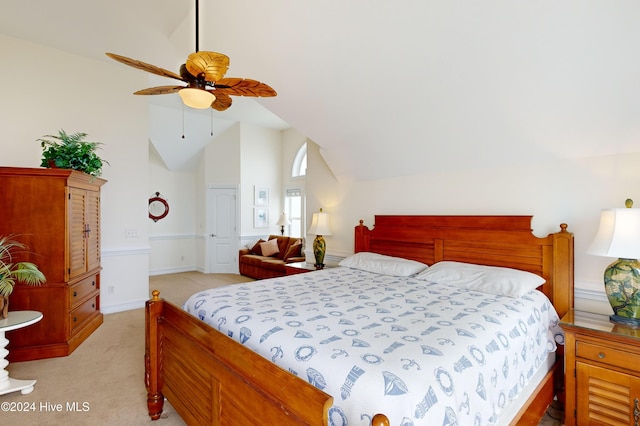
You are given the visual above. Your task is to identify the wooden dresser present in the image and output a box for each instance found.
[560,309,640,426]
[0,167,106,362]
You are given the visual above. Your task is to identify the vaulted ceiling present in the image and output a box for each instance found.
[2,1,639,180]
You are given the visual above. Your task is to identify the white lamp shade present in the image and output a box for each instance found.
[178,88,216,109]
[275,213,290,226]
[588,208,640,258]
[307,211,332,236]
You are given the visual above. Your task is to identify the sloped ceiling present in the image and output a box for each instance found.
[2,1,639,179]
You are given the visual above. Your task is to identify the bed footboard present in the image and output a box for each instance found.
[145,290,334,425]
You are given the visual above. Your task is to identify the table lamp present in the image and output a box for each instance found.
[307,208,332,269]
[588,199,640,326]
[275,213,290,236]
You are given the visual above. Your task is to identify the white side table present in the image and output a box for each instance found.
[0,310,43,395]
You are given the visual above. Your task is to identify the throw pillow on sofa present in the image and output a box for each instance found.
[260,239,280,257]
[250,239,265,255]
[284,240,302,259]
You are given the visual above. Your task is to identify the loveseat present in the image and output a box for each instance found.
[239,235,305,279]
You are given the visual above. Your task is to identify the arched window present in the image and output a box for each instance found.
[285,143,306,237]
[292,143,307,177]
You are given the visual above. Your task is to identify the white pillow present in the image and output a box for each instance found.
[260,239,280,257]
[415,261,545,298]
[339,252,428,276]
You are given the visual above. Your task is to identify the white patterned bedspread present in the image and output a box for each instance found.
[183,267,563,426]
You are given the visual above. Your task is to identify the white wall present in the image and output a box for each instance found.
[307,146,640,315]
[148,145,197,275]
[0,34,150,313]
[240,123,283,241]
[199,122,242,272]
[304,141,340,265]
[150,122,286,273]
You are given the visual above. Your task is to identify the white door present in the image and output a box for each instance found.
[206,186,238,273]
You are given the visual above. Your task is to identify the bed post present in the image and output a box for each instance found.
[372,413,391,426]
[145,290,164,420]
[551,223,573,408]
[552,223,574,320]
[354,219,371,252]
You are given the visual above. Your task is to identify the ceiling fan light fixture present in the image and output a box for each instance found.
[178,88,215,109]
[105,0,275,112]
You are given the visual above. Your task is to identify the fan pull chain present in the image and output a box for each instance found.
[182,104,186,139]
[210,109,214,136]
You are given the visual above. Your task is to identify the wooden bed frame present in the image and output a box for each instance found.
[145,215,574,425]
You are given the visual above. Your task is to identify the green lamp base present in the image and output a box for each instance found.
[609,314,640,327]
[313,235,326,270]
[604,258,640,326]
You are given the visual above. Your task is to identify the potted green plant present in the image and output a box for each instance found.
[0,235,46,320]
[39,129,109,177]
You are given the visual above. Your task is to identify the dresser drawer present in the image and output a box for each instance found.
[69,295,99,334]
[69,274,99,308]
[577,340,640,373]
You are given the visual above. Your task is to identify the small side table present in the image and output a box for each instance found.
[0,310,43,396]
[560,309,640,426]
[285,262,320,275]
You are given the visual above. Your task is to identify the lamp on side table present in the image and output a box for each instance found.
[588,199,640,326]
[307,208,332,269]
[275,213,290,236]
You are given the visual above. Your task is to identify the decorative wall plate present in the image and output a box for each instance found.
[149,192,169,222]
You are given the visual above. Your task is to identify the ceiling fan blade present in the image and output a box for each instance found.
[186,51,230,82]
[134,86,184,95]
[211,93,232,111]
[106,52,184,82]
[215,78,277,97]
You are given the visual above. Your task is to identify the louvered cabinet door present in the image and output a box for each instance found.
[68,186,88,279]
[68,187,101,278]
[577,362,640,426]
[85,189,101,272]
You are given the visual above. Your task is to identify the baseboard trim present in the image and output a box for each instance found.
[149,266,199,276]
[149,233,198,241]
[102,299,146,314]
[575,286,607,302]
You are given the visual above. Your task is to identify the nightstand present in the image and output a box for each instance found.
[284,262,320,276]
[560,309,640,426]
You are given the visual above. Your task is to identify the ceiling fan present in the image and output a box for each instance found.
[105,0,276,111]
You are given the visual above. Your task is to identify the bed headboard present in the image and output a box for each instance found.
[354,215,574,318]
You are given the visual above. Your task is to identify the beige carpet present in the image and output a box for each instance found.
[1,272,250,426]
[1,272,563,425]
